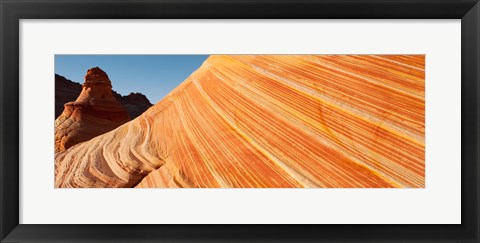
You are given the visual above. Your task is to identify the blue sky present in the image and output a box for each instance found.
[55,55,209,104]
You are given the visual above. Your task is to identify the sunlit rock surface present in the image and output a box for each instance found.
[55,55,425,188]
[54,67,130,153]
[55,73,153,119]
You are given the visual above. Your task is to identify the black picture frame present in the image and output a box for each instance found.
[1,0,479,242]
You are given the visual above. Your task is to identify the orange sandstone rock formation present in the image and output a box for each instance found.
[54,67,130,153]
[55,74,153,119]
[55,55,425,188]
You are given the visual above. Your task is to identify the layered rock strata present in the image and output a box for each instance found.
[55,74,152,119]
[54,67,130,153]
[55,55,425,188]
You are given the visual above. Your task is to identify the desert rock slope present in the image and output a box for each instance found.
[55,55,425,188]
[55,67,131,153]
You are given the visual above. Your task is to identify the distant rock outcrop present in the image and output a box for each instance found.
[55,74,152,119]
[55,55,426,188]
[55,74,82,118]
[113,92,153,119]
[54,67,131,153]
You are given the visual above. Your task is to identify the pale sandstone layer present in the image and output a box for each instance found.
[54,67,130,153]
[55,55,425,188]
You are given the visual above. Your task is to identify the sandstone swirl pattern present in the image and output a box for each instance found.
[55,55,425,188]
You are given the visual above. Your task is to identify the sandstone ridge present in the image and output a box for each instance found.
[55,55,425,188]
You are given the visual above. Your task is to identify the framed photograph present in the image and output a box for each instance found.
[1,0,479,242]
